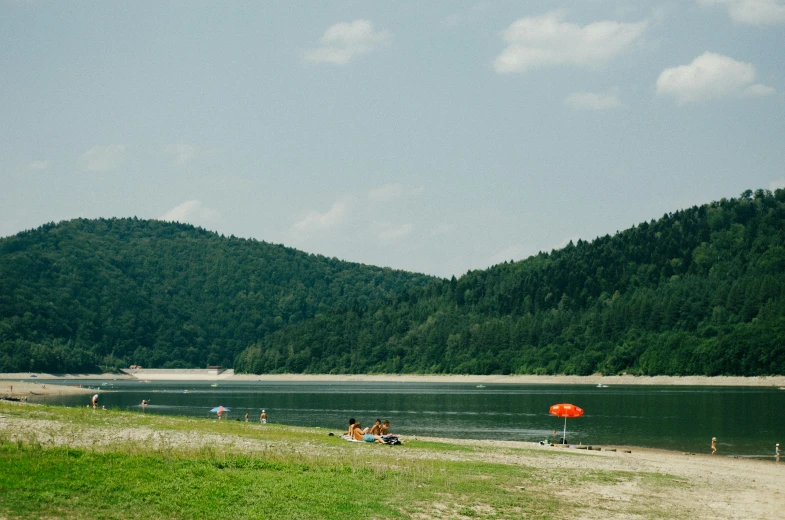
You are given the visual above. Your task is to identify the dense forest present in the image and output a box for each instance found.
[0,219,433,372]
[235,189,785,376]
[2,189,785,376]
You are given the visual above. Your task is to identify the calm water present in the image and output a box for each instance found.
[26,379,784,458]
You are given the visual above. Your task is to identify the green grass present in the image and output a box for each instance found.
[0,403,695,519]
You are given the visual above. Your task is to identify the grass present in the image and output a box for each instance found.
[0,403,693,519]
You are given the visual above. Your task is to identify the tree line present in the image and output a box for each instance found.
[2,189,785,376]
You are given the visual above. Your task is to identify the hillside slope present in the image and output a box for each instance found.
[236,189,785,376]
[0,218,434,372]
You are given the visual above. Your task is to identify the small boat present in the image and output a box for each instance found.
[210,384,218,388]
[597,384,609,388]
[476,384,486,389]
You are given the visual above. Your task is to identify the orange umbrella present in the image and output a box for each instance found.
[549,403,584,444]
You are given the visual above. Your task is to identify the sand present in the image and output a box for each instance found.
[0,406,781,519]
[4,371,785,386]
[1,381,95,398]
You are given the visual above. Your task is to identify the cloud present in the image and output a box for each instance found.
[488,244,533,266]
[376,222,414,243]
[771,178,785,191]
[165,141,199,166]
[441,2,492,28]
[291,201,346,233]
[430,224,454,236]
[564,91,622,111]
[698,0,785,25]
[80,144,126,172]
[26,159,49,171]
[304,20,391,65]
[493,11,647,74]
[159,200,220,223]
[368,183,404,202]
[656,52,774,103]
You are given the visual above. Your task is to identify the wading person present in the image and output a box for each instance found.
[776,443,780,463]
[711,437,717,455]
[92,394,99,409]
[245,411,249,422]
[260,410,267,424]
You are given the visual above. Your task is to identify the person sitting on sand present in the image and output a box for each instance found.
[711,437,717,455]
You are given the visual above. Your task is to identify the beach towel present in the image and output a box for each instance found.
[340,434,363,443]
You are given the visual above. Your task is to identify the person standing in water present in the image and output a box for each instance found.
[245,411,249,422]
[260,410,267,424]
[92,394,99,409]
[711,437,717,455]
[776,443,780,463]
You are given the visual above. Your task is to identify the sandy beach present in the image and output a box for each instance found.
[3,371,785,386]
[1,380,95,398]
[1,403,782,519]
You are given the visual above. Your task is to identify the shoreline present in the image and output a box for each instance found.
[3,371,785,386]
[0,370,785,392]
[1,381,95,398]
[1,402,782,519]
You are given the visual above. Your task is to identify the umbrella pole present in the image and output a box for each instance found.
[563,417,567,444]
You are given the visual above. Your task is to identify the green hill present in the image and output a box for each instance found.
[3,189,785,376]
[0,218,434,372]
[236,189,785,376]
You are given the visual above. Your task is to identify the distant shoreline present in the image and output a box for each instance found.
[3,372,785,387]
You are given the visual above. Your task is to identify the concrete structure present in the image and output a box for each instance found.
[120,368,235,381]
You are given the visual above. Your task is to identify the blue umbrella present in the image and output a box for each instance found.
[210,406,230,413]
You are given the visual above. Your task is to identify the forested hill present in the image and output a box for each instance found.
[3,190,785,376]
[0,218,434,372]
[236,189,785,376]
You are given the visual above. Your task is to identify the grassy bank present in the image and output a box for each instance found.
[0,403,778,519]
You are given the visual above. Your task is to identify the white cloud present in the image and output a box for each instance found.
[159,200,220,223]
[430,224,454,236]
[165,141,199,166]
[80,144,126,172]
[368,183,403,202]
[26,159,49,171]
[564,91,622,111]
[377,222,414,243]
[742,83,776,96]
[656,52,774,103]
[770,178,785,191]
[493,11,647,74]
[291,201,346,233]
[698,0,785,25]
[488,244,533,266]
[304,20,391,65]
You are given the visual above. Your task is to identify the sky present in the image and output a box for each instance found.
[2,1,784,278]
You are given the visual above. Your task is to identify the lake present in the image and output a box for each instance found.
[28,379,784,458]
